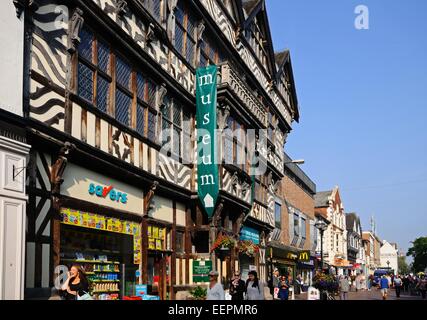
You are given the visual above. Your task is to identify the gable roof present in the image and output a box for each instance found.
[242,0,260,16]
[314,190,333,208]
[346,213,362,232]
[274,49,300,122]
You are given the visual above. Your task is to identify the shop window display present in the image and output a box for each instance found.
[60,208,142,300]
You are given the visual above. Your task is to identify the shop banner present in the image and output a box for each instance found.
[196,65,219,218]
[60,208,141,264]
[193,260,213,283]
[240,226,260,245]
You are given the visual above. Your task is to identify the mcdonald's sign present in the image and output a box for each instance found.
[298,250,311,262]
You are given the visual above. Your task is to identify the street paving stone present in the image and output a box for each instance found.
[293,288,424,300]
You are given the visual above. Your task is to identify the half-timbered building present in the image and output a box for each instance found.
[9,0,300,300]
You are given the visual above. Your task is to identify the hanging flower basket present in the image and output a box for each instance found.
[238,240,260,258]
[210,235,237,253]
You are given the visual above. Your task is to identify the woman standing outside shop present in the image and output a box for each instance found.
[245,271,265,300]
[207,271,225,300]
[278,276,290,300]
[229,271,246,301]
[61,265,90,300]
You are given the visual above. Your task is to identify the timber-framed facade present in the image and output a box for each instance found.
[15,0,300,300]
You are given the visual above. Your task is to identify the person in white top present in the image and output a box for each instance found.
[206,271,225,300]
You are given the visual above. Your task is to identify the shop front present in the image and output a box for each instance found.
[57,163,147,300]
[239,225,261,281]
[268,242,300,280]
[296,252,316,288]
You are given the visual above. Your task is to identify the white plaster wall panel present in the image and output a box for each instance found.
[0,1,24,116]
[133,139,140,169]
[142,143,149,172]
[71,104,82,140]
[86,112,96,147]
[150,195,173,223]
[176,202,186,227]
[29,78,65,130]
[100,119,110,153]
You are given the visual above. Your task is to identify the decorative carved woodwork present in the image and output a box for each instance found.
[50,142,75,197]
[146,23,157,45]
[157,84,168,110]
[115,0,128,16]
[167,0,178,41]
[144,181,159,216]
[13,0,25,18]
[68,7,84,54]
[217,103,230,132]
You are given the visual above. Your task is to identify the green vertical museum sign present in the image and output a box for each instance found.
[196,65,219,218]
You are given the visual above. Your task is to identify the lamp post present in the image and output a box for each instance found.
[315,220,328,271]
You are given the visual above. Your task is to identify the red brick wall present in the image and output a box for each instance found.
[279,174,315,250]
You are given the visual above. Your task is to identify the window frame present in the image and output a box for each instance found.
[76,26,161,144]
[174,1,197,67]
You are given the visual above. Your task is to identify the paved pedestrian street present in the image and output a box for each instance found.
[294,289,424,300]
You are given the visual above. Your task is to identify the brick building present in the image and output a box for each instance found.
[269,152,316,286]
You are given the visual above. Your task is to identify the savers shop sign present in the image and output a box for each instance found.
[88,183,128,204]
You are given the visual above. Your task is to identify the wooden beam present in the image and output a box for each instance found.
[170,200,177,300]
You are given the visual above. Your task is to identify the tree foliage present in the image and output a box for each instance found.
[398,256,410,274]
[407,237,427,273]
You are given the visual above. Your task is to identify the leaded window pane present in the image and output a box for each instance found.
[175,2,184,25]
[97,40,110,74]
[147,110,157,141]
[173,127,181,156]
[183,112,191,134]
[152,0,161,21]
[96,76,109,113]
[136,104,146,136]
[146,79,157,107]
[224,138,233,164]
[137,73,145,101]
[116,56,131,89]
[175,24,185,55]
[78,62,93,102]
[183,133,191,161]
[186,39,195,65]
[115,89,130,126]
[162,119,171,146]
[173,104,181,126]
[79,28,93,62]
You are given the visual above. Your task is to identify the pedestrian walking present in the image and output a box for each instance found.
[269,268,280,299]
[393,275,402,298]
[339,275,350,300]
[278,275,290,300]
[294,274,302,295]
[229,270,246,301]
[245,270,265,300]
[402,275,409,293]
[207,271,225,300]
[415,275,427,299]
[380,275,390,300]
[60,264,90,300]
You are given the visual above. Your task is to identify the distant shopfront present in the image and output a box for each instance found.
[239,226,261,281]
[297,252,316,287]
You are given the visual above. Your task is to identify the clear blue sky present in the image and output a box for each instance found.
[266,0,427,258]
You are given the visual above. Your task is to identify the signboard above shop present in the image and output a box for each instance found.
[61,163,143,214]
[240,226,260,245]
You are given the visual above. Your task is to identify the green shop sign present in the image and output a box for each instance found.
[196,66,219,218]
[193,260,213,283]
